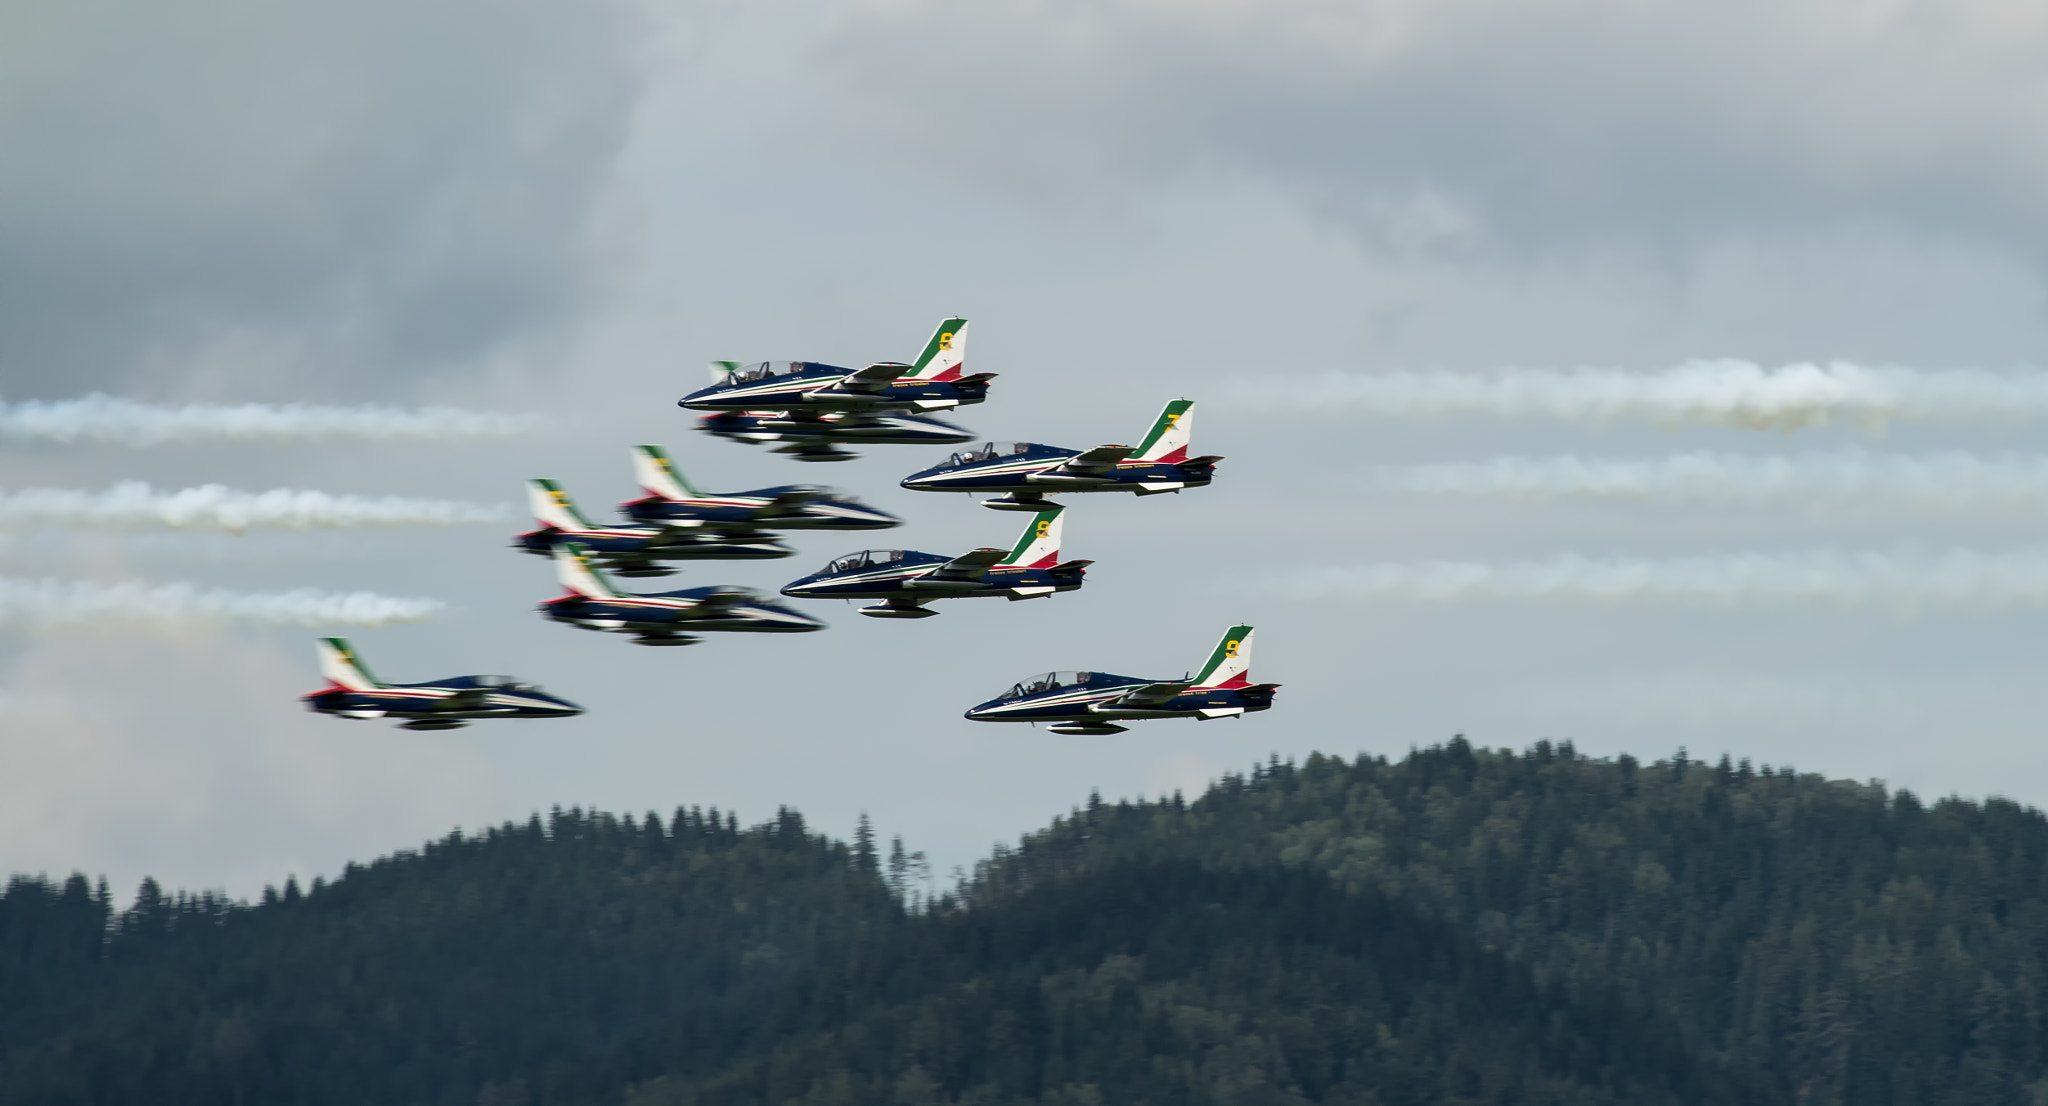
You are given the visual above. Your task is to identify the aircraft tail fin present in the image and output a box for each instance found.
[317,637,383,691]
[906,317,969,381]
[553,542,621,600]
[998,506,1065,568]
[1132,399,1195,463]
[1191,625,1255,689]
[528,479,600,532]
[632,445,699,500]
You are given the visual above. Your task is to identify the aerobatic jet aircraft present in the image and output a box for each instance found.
[618,446,900,530]
[779,507,1089,618]
[678,317,992,415]
[901,399,1221,511]
[964,625,1278,735]
[697,409,974,463]
[515,479,789,576]
[540,542,824,645]
[301,637,582,730]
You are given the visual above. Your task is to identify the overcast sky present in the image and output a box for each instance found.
[8,0,2048,900]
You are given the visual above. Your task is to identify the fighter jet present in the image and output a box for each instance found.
[515,479,789,577]
[301,637,582,730]
[618,446,901,531]
[697,409,975,463]
[901,399,1221,511]
[678,317,993,415]
[964,625,1278,735]
[779,507,1089,619]
[540,542,824,645]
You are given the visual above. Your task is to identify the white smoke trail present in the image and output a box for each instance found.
[0,394,543,445]
[1254,362,2048,429]
[0,483,509,533]
[1264,550,2048,610]
[1381,451,2048,506]
[0,578,446,629]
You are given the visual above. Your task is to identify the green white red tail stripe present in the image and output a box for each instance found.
[1192,625,1254,688]
[907,318,969,381]
[528,479,599,531]
[632,445,699,500]
[317,636,382,691]
[999,506,1064,567]
[1132,399,1194,463]
[554,542,621,599]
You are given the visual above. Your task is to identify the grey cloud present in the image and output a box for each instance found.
[811,0,2048,256]
[0,0,649,400]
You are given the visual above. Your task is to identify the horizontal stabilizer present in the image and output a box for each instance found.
[957,372,997,384]
[1049,559,1094,573]
[1180,454,1224,467]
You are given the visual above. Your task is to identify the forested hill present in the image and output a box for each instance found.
[6,743,2048,1105]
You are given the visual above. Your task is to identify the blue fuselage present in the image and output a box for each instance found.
[541,590,823,635]
[901,443,1216,495]
[679,363,990,412]
[698,411,975,447]
[515,526,789,561]
[619,488,899,530]
[964,676,1276,723]
[779,551,1086,602]
[304,678,583,721]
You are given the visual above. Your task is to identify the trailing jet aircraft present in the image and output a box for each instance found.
[697,409,975,463]
[779,507,1089,618]
[965,625,1278,735]
[618,446,900,530]
[301,637,582,730]
[540,542,824,645]
[901,399,1221,511]
[515,479,789,577]
[677,317,993,415]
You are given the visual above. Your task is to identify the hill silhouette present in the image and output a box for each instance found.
[6,740,2048,1105]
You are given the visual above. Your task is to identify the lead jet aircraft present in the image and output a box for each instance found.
[301,637,582,730]
[900,399,1221,511]
[697,409,975,463]
[965,625,1278,735]
[678,317,993,416]
[618,446,901,530]
[540,542,824,645]
[515,479,789,577]
[779,506,1089,618]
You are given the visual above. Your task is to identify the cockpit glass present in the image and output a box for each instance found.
[1010,670,1090,697]
[950,441,1033,466]
[733,361,803,383]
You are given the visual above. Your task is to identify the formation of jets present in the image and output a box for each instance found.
[305,316,1280,733]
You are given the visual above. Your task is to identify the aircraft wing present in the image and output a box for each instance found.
[433,688,491,711]
[677,586,757,617]
[836,362,913,393]
[1101,681,1192,708]
[764,487,826,511]
[930,547,1007,581]
[1056,445,1136,473]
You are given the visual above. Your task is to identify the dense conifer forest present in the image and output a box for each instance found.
[7,740,2048,1105]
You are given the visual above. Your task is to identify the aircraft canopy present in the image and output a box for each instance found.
[728,361,808,383]
[825,549,906,574]
[950,441,1035,466]
[1008,671,1095,698]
